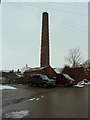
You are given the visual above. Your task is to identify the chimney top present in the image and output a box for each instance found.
[43,12,48,14]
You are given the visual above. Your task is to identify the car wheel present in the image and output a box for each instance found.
[64,83,68,87]
[29,82,33,87]
[43,83,48,88]
[37,84,40,87]
[52,85,56,88]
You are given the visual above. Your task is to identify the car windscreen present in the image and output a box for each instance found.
[63,74,74,81]
[40,75,49,79]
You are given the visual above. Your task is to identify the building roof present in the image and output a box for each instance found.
[25,65,50,73]
[53,68,63,74]
[0,72,20,78]
[21,64,31,74]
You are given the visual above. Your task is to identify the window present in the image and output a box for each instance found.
[40,75,49,79]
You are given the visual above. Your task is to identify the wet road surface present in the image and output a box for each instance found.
[2,84,89,118]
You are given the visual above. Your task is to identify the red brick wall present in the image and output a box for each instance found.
[40,12,50,67]
[85,69,90,80]
[62,67,86,83]
[23,67,57,84]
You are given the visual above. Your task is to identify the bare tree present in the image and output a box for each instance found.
[65,48,84,68]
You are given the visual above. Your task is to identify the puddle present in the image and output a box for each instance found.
[4,110,29,118]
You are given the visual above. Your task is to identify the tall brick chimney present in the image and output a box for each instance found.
[40,12,50,67]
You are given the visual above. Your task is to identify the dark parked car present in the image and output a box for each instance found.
[56,73,75,86]
[28,74,56,88]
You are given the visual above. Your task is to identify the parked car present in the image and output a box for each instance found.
[56,73,75,86]
[28,74,56,88]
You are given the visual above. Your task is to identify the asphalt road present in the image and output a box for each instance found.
[2,84,89,118]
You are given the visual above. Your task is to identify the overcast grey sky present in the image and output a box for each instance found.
[1,2,88,70]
